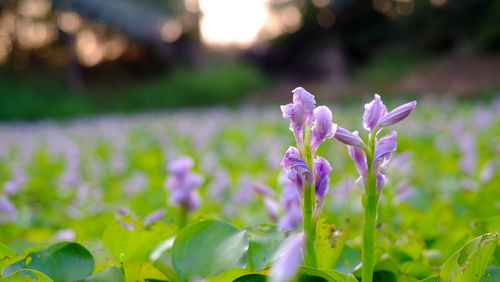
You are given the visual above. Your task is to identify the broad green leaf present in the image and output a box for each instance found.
[0,269,52,281]
[123,262,167,281]
[83,266,125,282]
[83,240,117,273]
[0,243,16,258]
[171,220,249,280]
[346,274,359,282]
[401,261,436,280]
[419,276,439,282]
[334,245,361,274]
[440,232,498,282]
[245,224,285,271]
[233,274,266,281]
[153,251,183,282]
[298,266,346,281]
[315,219,349,269]
[484,265,500,281]
[206,268,267,282]
[0,243,17,270]
[1,242,94,281]
[102,219,176,262]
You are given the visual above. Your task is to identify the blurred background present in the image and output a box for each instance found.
[0,0,499,120]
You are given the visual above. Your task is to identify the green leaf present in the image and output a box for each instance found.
[153,252,183,282]
[232,274,267,281]
[316,219,349,269]
[419,276,439,282]
[1,242,94,281]
[245,224,285,271]
[83,266,125,282]
[440,232,498,282]
[298,266,347,281]
[83,240,117,273]
[485,265,500,282]
[334,245,362,274]
[206,268,267,282]
[123,262,167,281]
[171,220,249,280]
[0,269,52,281]
[102,219,176,262]
[0,243,17,271]
[401,261,436,280]
[0,243,16,258]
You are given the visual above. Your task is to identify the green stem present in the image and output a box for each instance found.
[302,125,317,267]
[178,203,188,230]
[362,192,377,282]
[362,132,378,282]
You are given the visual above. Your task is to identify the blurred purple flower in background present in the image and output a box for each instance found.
[277,177,302,231]
[270,233,304,282]
[393,180,415,203]
[0,195,17,224]
[54,229,76,241]
[124,171,148,196]
[143,208,166,226]
[166,156,203,211]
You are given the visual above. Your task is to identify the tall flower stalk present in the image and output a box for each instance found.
[334,94,416,282]
[280,87,337,267]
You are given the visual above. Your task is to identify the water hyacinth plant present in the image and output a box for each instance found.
[334,94,416,282]
[166,156,203,228]
[279,87,337,267]
[1,89,499,282]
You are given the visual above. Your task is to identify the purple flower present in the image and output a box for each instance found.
[347,131,395,192]
[281,87,317,146]
[168,157,194,178]
[313,157,332,200]
[54,229,76,241]
[281,146,311,196]
[292,87,316,119]
[363,94,387,132]
[378,101,417,128]
[393,181,415,203]
[270,233,304,282]
[347,135,368,181]
[281,103,305,134]
[0,195,16,223]
[264,197,280,221]
[166,156,203,211]
[376,172,387,192]
[143,208,166,226]
[251,182,276,197]
[278,178,302,232]
[313,157,332,217]
[334,127,366,148]
[373,131,398,170]
[311,106,337,153]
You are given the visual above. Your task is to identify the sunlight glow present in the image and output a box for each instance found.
[199,0,270,48]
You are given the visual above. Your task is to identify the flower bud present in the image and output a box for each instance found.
[378,101,416,128]
[334,127,366,148]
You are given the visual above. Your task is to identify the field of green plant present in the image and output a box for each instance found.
[0,92,499,281]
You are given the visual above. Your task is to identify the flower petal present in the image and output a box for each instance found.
[363,94,388,132]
